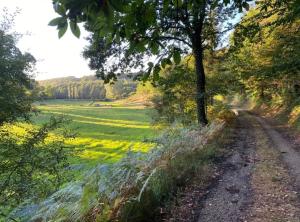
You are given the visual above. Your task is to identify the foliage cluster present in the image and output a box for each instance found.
[228,2,300,128]
[0,116,74,219]
[150,52,236,126]
[289,105,300,130]
[230,2,300,102]
[11,121,225,221]
[0,18,36,124]
[207,102,236,123]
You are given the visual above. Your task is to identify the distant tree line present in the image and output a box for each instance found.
[38,76,137,100]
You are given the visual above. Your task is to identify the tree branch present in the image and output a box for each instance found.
[159,36,193,48]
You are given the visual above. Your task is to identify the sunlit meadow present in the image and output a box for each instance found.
[32,100,156,172]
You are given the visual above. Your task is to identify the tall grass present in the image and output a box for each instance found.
[10,121,225,222]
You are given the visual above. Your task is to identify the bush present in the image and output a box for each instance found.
[0,116,74,219]
[208,102,236,123]
[151,66,197,126]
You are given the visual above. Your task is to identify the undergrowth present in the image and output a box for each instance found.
[255,96,300,131]
[158,121,234,222]
[10,121,225,222]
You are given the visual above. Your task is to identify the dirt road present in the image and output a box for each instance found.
[196,111,300,222]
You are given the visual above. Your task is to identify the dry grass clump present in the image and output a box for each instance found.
[288,105,300,129]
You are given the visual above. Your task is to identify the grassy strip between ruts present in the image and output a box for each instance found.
[244,118,299,222]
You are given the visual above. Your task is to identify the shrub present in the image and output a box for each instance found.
[0,116,74,219]
[208,102,236,122]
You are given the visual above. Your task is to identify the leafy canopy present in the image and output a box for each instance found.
[50,0,251,82]
[0,15,36,124]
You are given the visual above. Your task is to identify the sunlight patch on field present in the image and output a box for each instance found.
[40,110,148,126]
[74,120,149,129]
[67,137,152,164]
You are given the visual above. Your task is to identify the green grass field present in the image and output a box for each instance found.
[32,100,156,171]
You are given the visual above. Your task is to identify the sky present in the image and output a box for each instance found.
[0,0,94,80]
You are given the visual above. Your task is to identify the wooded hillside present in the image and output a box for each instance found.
[38,76,137,100]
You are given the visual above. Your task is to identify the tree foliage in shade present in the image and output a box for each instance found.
[229,3,300,102]
[152,50,236,126]
[0,28,36,125]
[50,0,251,125]
[0,116,74,218]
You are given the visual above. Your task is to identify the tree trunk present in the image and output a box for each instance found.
[193,44,208,126]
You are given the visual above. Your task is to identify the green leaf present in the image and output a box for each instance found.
[223,0,230,5]
[48,17,64,26]
[161,58,171,68]
[135,41,146,52]
[108,0,125,12]
[70,21,81,38]
[150,42,159,54]
[242,2,250,11]
[176,0,183,7]
[211,0,218,9]
[148,62,154,68]
[58,22,68,38]
[54,3,66,16]
[153,65,161,80]
[163,0,170,12]
[173,50,181,64]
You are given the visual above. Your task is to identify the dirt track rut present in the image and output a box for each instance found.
[254,116,300,188]
[197,111,300,222]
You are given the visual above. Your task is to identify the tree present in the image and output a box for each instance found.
[0,26,36,124]
[229,4,300,103]
[0,12,74,219]
[50,0,251,125]
[151,50,236,125]
[0,116,73,218]
[38,76,136,100]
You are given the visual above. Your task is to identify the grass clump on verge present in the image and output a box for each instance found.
[10,120,225,222]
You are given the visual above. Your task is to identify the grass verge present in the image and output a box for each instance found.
[11,121,227,222]
[157,120,235,221]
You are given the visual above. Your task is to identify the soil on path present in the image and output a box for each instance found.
[197,111,300,222]
[161,111,300,222]
[196,112,256,222]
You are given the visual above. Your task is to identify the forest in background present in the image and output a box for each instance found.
[37,75,137,100]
